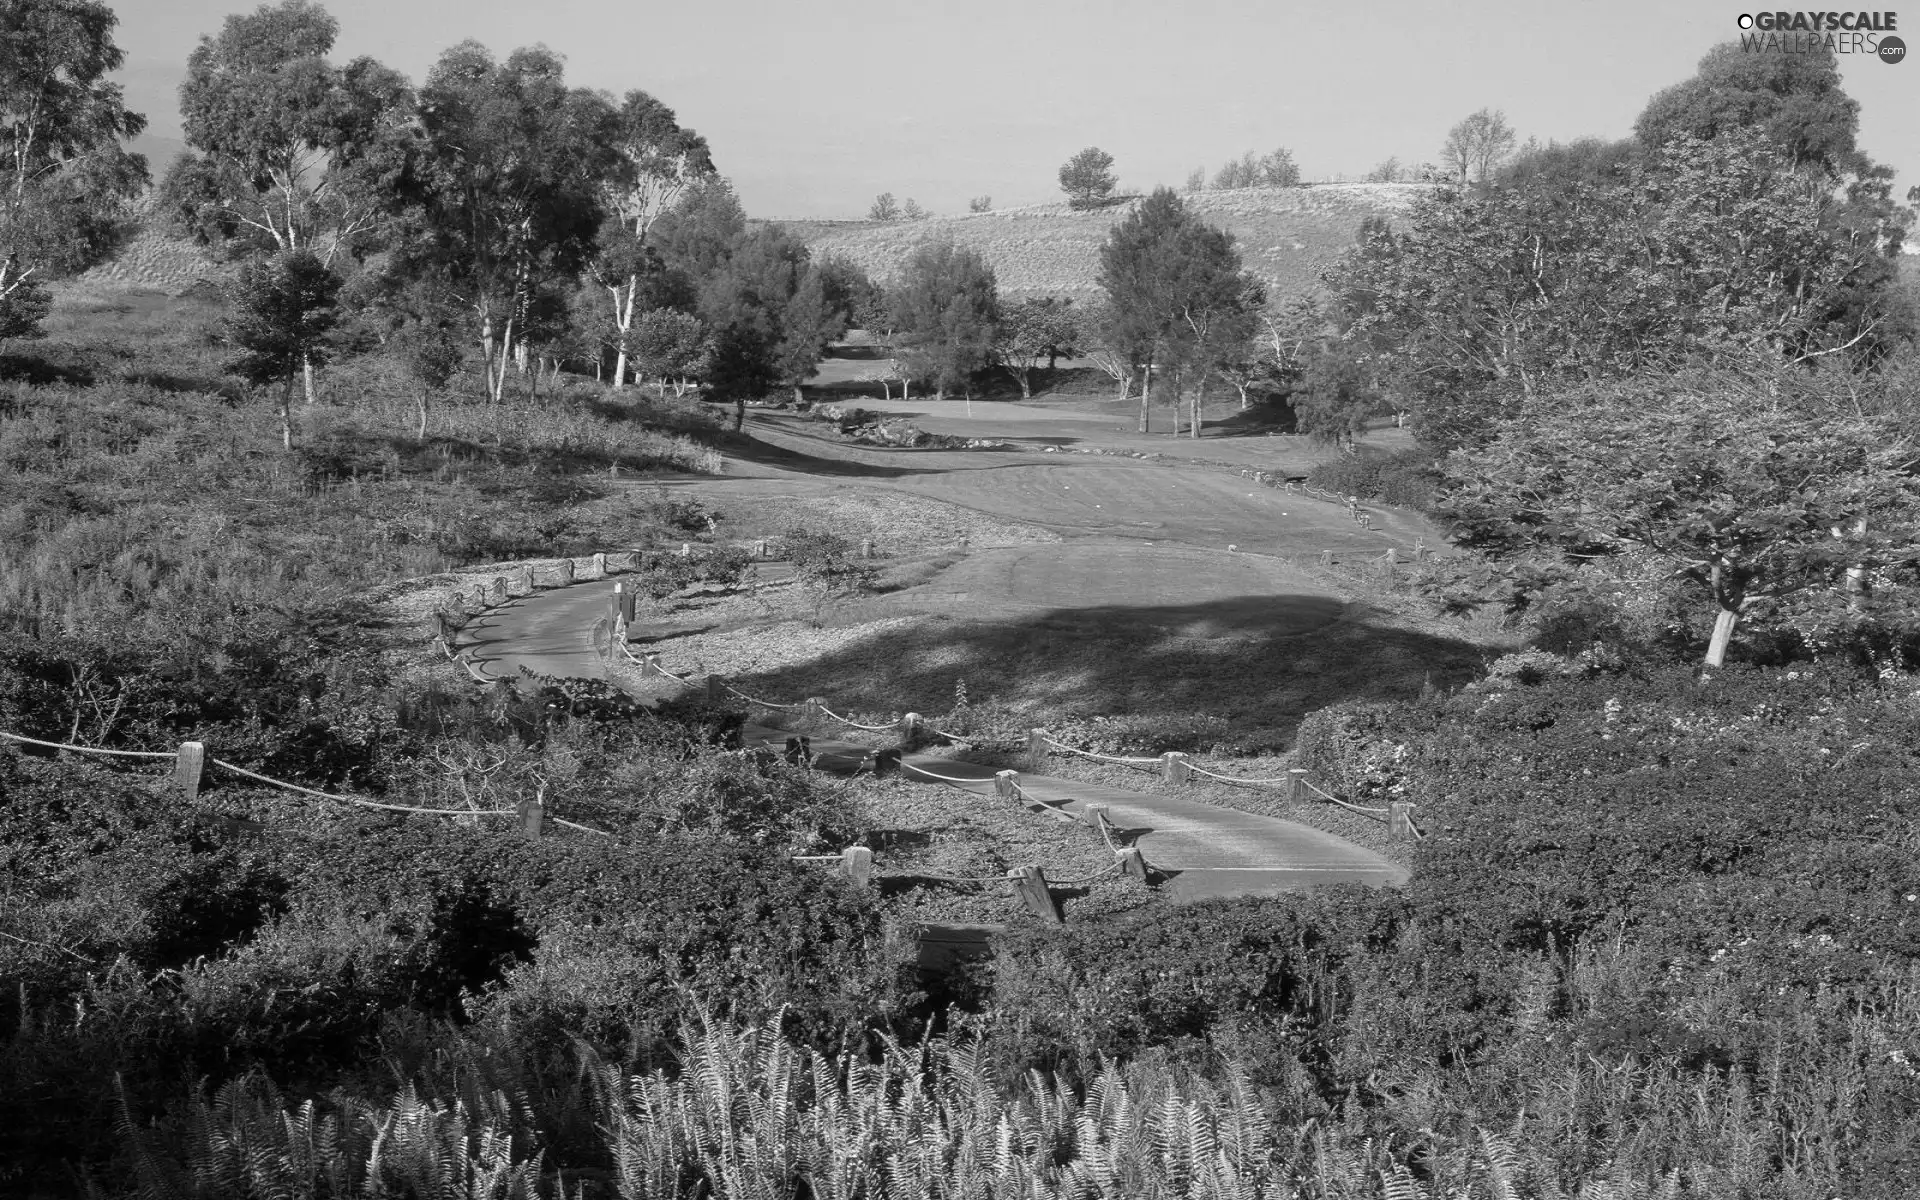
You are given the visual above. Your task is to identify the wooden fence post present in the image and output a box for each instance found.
[901,712,922,742]
[994,770,1018,801]
[755,538,769,559]
[1116,847,1148,878]
[518,797,544,839]
[1008,866,1062,923]
[1413,538,1426,561]
[617,583,637,624]
[1027,728,1049,773]
[840,845,873,887]
[1318,550,1334,567]
[1161,751,1190,784]
[174,741,205,802]
[859,538,874,559]
[804,696,826,723]
[1389,802,1415,840]
[706,674,724,702]
[1379,551,1396,579]
[1084,802,1110,828]
[1287,768,1309,803]
[957,536,969,552]
[679,542,693,558]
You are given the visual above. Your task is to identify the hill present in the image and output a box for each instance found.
[772,183,1436,301]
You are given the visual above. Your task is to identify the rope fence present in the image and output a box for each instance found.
[1,727,611,839]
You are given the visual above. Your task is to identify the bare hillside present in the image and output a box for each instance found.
[779,183,1435,300]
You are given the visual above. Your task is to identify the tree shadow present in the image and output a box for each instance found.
[718,428,975,480]
[718,594,1489,751]
[0,353,97,388]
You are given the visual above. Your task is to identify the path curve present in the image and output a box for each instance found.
[460,576,1408,900]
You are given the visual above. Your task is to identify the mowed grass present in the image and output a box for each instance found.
[787,183,1434,300]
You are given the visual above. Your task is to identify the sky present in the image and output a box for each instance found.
[112,0,1920,220]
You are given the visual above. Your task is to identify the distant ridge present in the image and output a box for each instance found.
[772,183,1437,301]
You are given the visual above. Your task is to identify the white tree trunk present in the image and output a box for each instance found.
[1705,607,1738,668]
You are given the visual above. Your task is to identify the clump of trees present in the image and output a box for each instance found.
[1209,146,1301,189]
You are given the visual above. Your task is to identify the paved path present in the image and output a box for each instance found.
[461,576,1408,900]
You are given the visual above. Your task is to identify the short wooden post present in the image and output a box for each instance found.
[1008,865,1062,923]
[430,611,448,643]
[1379,551,1396,578]
[859,538,874,559]
[1413,538,1426,561]
[901,712,922,742]
[1116,847,1148,878]
[706,673,724,702]
[555,559,575,586]
[1162,751,1190,784]
[1027,728,1049,773]
[840,845,873,887]
[1084,802,1110,828]
[1318,550,1334,567]
[518,797,545,839]
[755,538,769,559]
[641,651,666,678]
[1389,802,1415,840]
[592,551,607,576]
[1287,768,1309,802]
[174,741,206,802]
[994,769,1018,801]
[614,582,637,624]
[804,696,826,723]
[957,536,969,551]
[679,541,693,558]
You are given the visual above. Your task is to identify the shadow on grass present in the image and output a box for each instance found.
[0,352,97,387]
[717,427,979,480]
[724,595,1491,751]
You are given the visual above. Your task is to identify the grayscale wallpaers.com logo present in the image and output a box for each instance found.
[1736,12,1905,60]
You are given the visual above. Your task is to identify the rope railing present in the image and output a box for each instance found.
[721,680,804,710]
[815,703,900,733]
[1186,762,1302,787]
[205,757,520,817]
[1044,739,1162,766]
[900,762,994,787]
[0,730,176,759]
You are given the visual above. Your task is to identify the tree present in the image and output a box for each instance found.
[223,251,342,450]
[890,236,1000,402]
[1,0,147,310]
[1183,166,1205,193]
[1259,147,1301,187]
[992,296,1079,399]
[395,299,464,438]
[1058,147,1116,210]
[867,192,899,221]
[590,89,713,390]
[631,307,708,396]
[1212,152,1260,190]
[1364,157,1403,183]
[408,42,615,404]
[1438,372,1920,667]
[901,198,928,221]
[968,196,991,213]
[178,1,410,265]
[1323,129,1912,452]
[1636,40,1864,176]
[1439,108,1517,183]
[1098,187,1257,434]
[695,224,842,423]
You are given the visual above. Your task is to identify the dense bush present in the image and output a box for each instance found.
[1305,446,1440,509]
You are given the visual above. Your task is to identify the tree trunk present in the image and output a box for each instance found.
[281,374,294,451]
[302,353,316,405]
[1190,372,1204,439]
[611,276,635,389]
[1705,606,1738,668]
[492,310,516,404]
[793,383,805,406]
[733,396,745,432]
[417,387,428,439]
[1137,360,1152,433]
[1017,371,1031,400]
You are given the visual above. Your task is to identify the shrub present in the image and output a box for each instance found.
[780,525,877,597]
[1306,447,1440,510]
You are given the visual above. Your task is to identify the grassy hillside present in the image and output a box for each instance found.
[780,183,1435,300]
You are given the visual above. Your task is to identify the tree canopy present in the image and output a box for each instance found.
[1058,147,1116,209]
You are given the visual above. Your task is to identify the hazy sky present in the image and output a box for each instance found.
[113,0,1920,219]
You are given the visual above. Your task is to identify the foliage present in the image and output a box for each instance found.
[889,235,1000,400]
[866,191,899,222]
[968,195,991,213]
[1439,107,1516,183]
[222,249,343,448]
[178,0,411,268]
[779,525,877,598]
[1213,147,1300,189]
[1325,129,1915,451]
[990,295,1078,398]
[0,0,148,281]
[1636,39,1866,176]
[1436,369,1920,665]
[1057,146,1116,209]
[1305,446,1440,510]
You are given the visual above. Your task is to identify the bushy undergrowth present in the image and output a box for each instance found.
[1305,446,1440,510]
